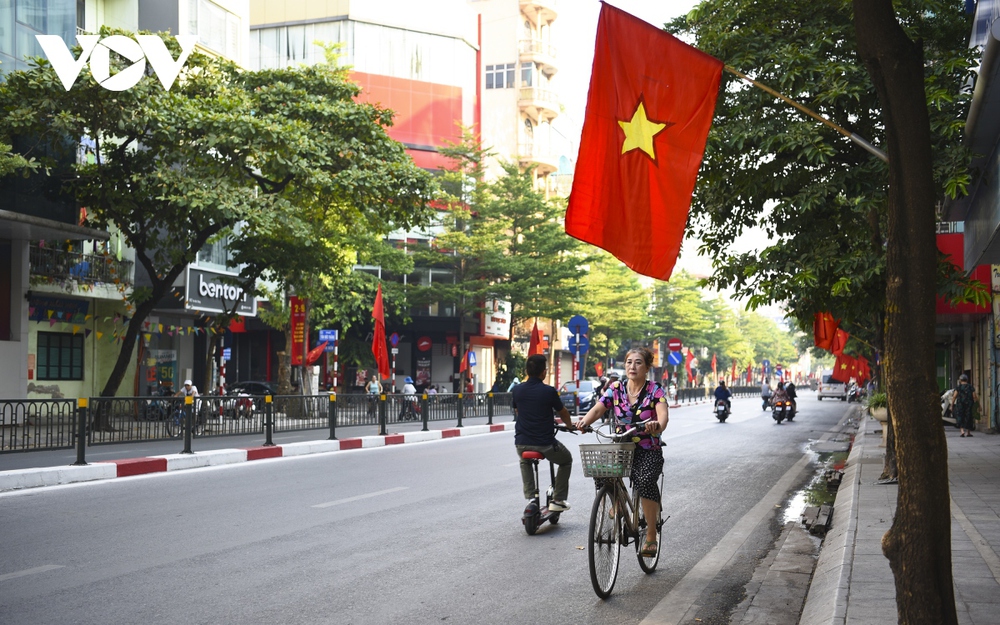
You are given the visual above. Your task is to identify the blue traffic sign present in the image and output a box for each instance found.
[467,351,477,367]
[567,315,589,336]
[667,351,683,366]
[222,348,231,361]
[389,332,400,348]
[568,334,590,355]
[319,329,338,342]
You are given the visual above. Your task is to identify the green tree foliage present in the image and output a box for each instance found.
[409,132,586,371]
[579,252,650,366]
[667,0,977,337]
[0,28,433,400]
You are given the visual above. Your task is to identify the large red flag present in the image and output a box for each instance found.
[371,284,390,381]
[813,312,839,350]
[565,3,723,280]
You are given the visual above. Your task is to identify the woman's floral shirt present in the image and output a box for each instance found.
[599,380,667,450]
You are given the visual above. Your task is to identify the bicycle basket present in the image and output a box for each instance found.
[579,443,635,478]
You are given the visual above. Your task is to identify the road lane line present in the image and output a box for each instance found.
[641,411,850,625]
[312,486,408,509]
[0,565,64,582]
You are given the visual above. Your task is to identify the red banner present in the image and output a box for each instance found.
[290,296,306,366]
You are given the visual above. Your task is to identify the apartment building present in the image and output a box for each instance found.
[1,0,253,400]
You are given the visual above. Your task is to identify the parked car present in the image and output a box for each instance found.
[559,380,598,412]
[817,374,847,401]
[227,381,277,396]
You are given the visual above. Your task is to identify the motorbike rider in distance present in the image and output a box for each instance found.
[772,381,789,406]
[714,380,732,412]
[784,381,798,414]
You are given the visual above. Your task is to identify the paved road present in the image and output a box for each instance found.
[0,392,850,624]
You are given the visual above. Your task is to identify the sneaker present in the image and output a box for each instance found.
[549,500,571,512]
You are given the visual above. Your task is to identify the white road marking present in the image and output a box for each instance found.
[312,486,408,509]
[0,565,65,582]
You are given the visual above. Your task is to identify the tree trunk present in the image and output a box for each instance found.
[854,2,956,623]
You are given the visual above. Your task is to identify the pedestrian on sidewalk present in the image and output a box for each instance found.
[951,373,979,437]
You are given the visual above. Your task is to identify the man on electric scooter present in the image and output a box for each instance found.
[512,354,576,512]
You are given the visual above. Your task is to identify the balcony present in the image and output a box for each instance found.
[29,245,134,290]
[518,142,559,175]
[518,87,560,123]
[520,0,558,23]
[518,39,557,76]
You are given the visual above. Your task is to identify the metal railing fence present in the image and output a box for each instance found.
[0,392,516,457]
[0,399,77,452]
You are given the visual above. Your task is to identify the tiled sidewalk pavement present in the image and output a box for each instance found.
[803,415,1000,625]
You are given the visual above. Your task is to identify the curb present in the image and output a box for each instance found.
[799,414,871,625]
[0,422,516,493]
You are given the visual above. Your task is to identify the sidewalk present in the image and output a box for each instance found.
[801,413,1000,625]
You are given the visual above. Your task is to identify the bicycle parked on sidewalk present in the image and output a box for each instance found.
[580,420,666,599]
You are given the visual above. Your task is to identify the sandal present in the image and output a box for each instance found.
[640,539,658,557]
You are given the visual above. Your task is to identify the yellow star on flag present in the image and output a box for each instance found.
[618,101,672,159]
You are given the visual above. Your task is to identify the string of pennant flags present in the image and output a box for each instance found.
[29,307,229,344]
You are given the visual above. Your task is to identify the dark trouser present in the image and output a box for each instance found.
[516,440,572,501]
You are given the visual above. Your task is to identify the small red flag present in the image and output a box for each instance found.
[831,353,854,384]
[306,342,328,366]
[528,320,547,356]
[711,354,717,375]
[731,360,737,382]
[565,4,723,281]
[830,328,849,356]
[684,350,695,382]
[371,284,390,381]
[813,312,839,351]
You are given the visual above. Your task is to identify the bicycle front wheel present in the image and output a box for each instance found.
[589,484,621,599]
[634,484,662,573]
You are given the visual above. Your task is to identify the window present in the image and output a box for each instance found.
[188,0,240,60]
[37,332,84,380]
[486,63,515,89]
[521,63,533,87]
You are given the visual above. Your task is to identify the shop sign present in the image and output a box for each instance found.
[482,299,512,339]
[185,268,256,316]
[290,296,306,366]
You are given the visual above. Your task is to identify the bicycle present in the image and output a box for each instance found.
[580,421,666,599]
[164,399,204,438]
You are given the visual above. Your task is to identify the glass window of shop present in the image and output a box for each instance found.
[251,20,474,90]
[0,0,75,74]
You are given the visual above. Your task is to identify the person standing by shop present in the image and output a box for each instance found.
[951,374,979,437]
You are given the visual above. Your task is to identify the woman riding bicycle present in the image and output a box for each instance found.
[575,347,668,557]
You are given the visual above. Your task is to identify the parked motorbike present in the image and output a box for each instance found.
[847,383,865,403]
[714,398,730,423]
[772,398,795,424]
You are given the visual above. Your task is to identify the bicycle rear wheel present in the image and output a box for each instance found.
[634,481,662,573]
[588,484,621,599]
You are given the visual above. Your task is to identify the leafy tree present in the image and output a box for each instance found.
[854,2,966,622]
[0,29,433,410]
[579,251,650,368]
[671,1,973,620]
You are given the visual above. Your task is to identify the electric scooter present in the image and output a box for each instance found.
[520,424,576,535]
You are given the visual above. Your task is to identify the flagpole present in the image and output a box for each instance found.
[723,65,888,163]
